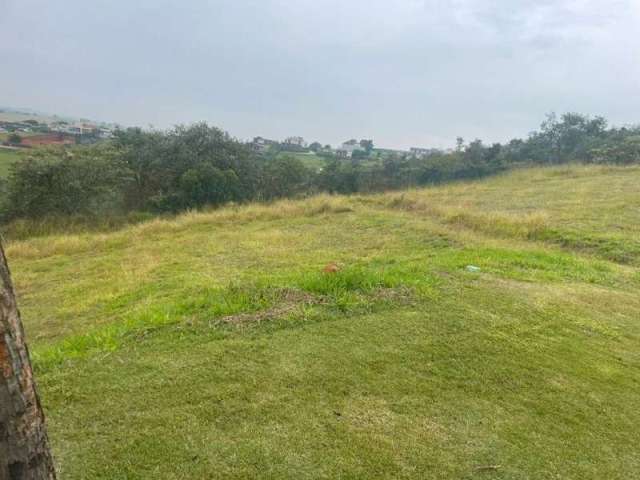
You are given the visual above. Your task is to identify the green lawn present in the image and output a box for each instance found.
[5,164,640,478]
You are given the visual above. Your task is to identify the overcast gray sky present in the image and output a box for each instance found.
[1,0,639,149]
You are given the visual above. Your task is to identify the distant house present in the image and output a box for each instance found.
[409,147,440,158]
[283,136,307,148]
[336,139,364,158]
[50,121,69,133]
[97,127,114,139]
[250,136,278,153]
[67,123,98,136]
[320,145,334,154]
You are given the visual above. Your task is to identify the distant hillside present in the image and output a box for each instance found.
[274,151,326,171]
[6,164,640,479]
[0,106,116,128]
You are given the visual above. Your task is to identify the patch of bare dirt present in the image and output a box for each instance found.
[371,286,415,304]
[217,289,322,326]
[214,286,415,326]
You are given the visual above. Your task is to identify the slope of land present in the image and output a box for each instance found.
[0,147,23,177]
[6,164,640,479]
[275,151,327,171]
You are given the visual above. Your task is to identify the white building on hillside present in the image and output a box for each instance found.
[283,136,307,148]
[409,147,440,158]
[336,139,364,158]
[250,136,278,153]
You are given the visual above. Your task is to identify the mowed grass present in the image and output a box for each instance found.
[5,164,640,479]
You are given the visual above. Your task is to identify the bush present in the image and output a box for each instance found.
[260,156,313,200]
[4,149,130,219]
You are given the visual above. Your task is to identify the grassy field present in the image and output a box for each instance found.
[5,164,640,479]
[276,151,327,171]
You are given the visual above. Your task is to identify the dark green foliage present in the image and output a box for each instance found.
[351,149,369,160]
[525,113,608,163]
[359,139,374,155]
[2,114,640,221]
[585,132,640,164]
[112,123,260,211]
[309,142,322,152]
[111,127,167,210]
[317,159,361,194]
[7,133,22,145]
[259,155,312,200]
[5,147,129,219]
[176,164,240,209]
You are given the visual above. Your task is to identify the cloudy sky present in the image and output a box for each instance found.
[1,0,639,149]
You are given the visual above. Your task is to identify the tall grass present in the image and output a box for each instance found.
[2,211,156,241]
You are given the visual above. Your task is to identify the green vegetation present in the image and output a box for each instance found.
[0,148,23,177]
[6,164,640,478]
[3,113,640,223]
[7,132,23,145]
[275,151,326,171]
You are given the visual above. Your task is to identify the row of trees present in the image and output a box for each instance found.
[1,124,315,219]
[2,113,639,220]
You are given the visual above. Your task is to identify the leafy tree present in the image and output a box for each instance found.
[317,159,360,194]
[260,156,312,200]
[586,135,640,164]
[112,123,260,211]
[309,142,322,152]
[112,127,167,209]
[529,112,608,163]
[177,164,240,209]
[359,139,374,155]
[5,148,130,219]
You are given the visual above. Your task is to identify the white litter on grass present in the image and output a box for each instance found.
[465,265,481,273]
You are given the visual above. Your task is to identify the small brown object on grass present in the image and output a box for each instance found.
[322,262,340,274]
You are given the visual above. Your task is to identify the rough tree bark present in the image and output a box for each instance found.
[0,242,55,480]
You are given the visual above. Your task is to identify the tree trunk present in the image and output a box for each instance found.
[0,243,55,480]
